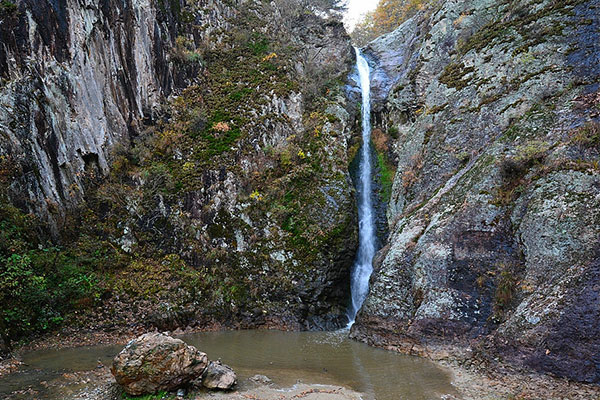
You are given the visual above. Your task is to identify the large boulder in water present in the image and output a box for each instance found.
[111,332,208,395]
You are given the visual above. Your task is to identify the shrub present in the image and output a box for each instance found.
[401,154,423,189]
[499,157,528,182]
[212,121,231,133]
[494,147,541,207]
[0,254,50,338]
[250,190,263,201]
[350,0,437,46]
[492,268,518,322]
[0,247,101,346]
[172,36,202,64]
[247,33,269,55]
[570,121,600,148]
[0,155,20,184]
[498,140,549,187]
[0,0,17,16]
[0,199,104,348]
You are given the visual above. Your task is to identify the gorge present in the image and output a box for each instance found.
[1,0,600,399]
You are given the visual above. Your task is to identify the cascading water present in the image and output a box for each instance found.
[347,47,376,327]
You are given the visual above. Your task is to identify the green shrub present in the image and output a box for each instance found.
[0,254,51,334]
[0,248,101,343]
[0,0,17,16]
[228,87,253,101]
[248,33,269,55]
[0,199,105,347]
[121,390,172,400]
[172,36,202,64]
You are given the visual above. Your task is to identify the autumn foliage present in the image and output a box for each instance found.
[350,0,435,46]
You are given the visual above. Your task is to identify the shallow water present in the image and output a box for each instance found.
[1,330,458,399]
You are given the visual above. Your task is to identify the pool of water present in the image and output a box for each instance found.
[1,330,458,399]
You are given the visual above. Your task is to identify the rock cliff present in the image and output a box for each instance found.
[0,0,183,230]
[0,0,357,344]
[351,0,600,384]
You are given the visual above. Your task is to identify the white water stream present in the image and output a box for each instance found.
[347,47,376,327]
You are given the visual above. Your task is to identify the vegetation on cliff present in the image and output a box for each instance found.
[350,0,437,46]
[0,0,356,351]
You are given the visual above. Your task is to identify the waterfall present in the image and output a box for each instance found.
[347,47,376,327]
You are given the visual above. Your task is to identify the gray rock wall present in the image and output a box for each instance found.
[0,0,180,230]
[0,0,358,330]
[0,0,232,229]
[351,0,600,383]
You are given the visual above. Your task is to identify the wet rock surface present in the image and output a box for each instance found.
[352,0,600,385]
[250,374,273,385]
[111,332,208,395]
[205,383,364,400]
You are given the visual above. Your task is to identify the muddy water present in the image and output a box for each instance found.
[1,330,458,399]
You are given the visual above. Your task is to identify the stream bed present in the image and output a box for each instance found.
[1,330,458,399]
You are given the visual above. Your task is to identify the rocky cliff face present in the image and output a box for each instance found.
[0,0,357,341]
[351,0,600,384]
[0,0,179,230]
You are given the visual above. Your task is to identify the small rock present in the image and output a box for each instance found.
[201,360,237,390]
[250,374,272,385]
[173,327,184,336]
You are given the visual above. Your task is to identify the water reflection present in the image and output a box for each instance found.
[2,330,458,400]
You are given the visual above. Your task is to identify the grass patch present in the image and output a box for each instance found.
[439,62,475,90]
[491,265,519,323]
[376,151,395,203]
[570,121,600,148]
[247,33,269,55]
[121,391,173,400]
[0,0,17,16]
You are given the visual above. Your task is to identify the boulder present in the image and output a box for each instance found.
[200,360,237,390]
[111,332,208,395]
